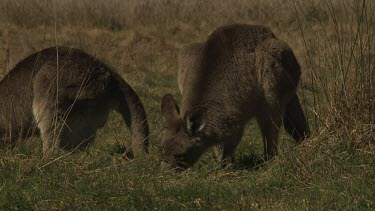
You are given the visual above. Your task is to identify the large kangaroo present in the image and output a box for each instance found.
[160,24,310,170]
[0,46,149,156]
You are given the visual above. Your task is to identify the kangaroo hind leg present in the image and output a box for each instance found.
[33,98,111,155]
[33,97,62,155]
[58,102,112,151]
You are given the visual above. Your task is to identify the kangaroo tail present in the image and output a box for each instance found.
[284,94,310,143]
[111,74,150,157]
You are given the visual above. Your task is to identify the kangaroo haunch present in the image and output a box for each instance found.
[160,24,310,170]
[0,46,149,156]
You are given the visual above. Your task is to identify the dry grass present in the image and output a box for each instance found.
[0,0,374,209]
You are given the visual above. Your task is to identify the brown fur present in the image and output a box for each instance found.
[160,24,310,170]
[0,46,149,156]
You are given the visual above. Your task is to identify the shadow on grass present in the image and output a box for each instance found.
[108,140,134,160]
[231,153,266,171]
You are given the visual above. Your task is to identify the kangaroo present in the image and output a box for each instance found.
[0,46,149,156]
[160,24,310,170]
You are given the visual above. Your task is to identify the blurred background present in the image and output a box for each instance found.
[0,0,373,209]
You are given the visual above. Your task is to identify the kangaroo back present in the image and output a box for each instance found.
[178,42,206,94]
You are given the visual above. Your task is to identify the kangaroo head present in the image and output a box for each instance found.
[160,94,207,170]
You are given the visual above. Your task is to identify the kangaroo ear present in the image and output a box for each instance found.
[161,94,181,128]
[185,107,206,135]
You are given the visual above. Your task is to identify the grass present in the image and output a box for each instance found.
[1,135,373,210]
[0,0,374,209]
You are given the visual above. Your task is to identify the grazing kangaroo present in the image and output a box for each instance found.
[0,46,149,156]
[160,24,310,170]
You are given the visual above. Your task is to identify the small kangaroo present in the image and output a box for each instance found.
[0,46,149,156]
[160,24,310,170]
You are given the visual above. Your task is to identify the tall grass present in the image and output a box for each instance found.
[293,0,374,146]
[0,0,374,209]
[0,0,333,29]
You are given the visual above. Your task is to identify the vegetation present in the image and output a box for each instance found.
[0,0,374,209]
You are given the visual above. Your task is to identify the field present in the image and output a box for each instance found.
[0,0,374,209]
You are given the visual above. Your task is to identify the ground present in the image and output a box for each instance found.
[0,0,374,209]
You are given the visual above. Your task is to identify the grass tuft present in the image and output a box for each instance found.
[0,0,374,209]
